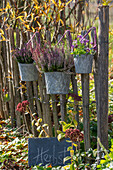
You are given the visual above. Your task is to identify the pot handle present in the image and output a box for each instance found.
[80,27,97,51]
[26,31,40,45]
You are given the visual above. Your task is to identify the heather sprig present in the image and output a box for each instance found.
[32,42,74,72]
[13,44,33,64]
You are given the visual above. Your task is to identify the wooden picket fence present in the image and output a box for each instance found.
[0,28,79,136]
[0,4,109,156]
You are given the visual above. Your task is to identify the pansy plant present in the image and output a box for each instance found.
[71,27,97,58]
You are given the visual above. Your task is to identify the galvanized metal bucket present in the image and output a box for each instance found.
[18,63,38,81]
[44,72,71,94]
[74,54,94,74]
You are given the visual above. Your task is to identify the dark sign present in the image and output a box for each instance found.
[28,137,72,167]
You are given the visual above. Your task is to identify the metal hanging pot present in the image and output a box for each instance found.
[74,54,94,74]
[44,72,71,94]
[18,63,38,81]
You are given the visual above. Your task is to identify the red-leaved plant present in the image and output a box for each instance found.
[16,100,49,137]
[16,100,29,113]
[65,128,84,143]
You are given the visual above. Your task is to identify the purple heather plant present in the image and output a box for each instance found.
[13,44,33,64]
[32,42,74,72]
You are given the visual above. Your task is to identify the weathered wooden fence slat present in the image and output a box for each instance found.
[97,6,109,155]
[0,65,4,119]
[66,31,80,127]
[9,28,22,128]
[81,31,90,151]
[51,95,59,137]
[2,28,9,119]
[26,81,38,137]
[42,75,53,137]
[6,28,16,127]
[81,74,90,151]
[91,29,98,115]
[33,81,43,119]
[71,74,79,128]
[60,94,67,121]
